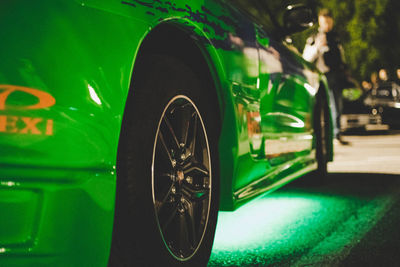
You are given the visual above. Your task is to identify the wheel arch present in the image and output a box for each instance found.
[119,20,238,211]
[133,21,225,116]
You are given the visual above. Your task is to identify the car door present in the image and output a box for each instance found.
[257,31,317,166]
[216,1,320,204]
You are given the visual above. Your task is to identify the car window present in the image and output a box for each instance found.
[229,0,315,37]
[229,0,282,34]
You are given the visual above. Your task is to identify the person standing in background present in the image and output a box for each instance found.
[303,8,349,145]
[371,71,379,89]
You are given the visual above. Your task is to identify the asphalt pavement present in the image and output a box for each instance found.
[209,130,400,267]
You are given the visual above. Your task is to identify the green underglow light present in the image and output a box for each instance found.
[212,192,324,252]
[209,183,398,267]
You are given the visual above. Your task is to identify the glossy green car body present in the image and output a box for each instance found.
[0,0,333,265]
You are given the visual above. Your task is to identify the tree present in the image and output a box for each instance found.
[293,0,400,81]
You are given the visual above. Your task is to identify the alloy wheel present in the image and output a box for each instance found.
[151,95,212,261]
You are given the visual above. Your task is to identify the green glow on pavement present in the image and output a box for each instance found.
[209,182,398,267]
[209,189,348,266]
[212,193,324,251]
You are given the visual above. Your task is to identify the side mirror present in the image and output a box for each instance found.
[283,4,315,34]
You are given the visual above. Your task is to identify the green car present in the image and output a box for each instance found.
[0,0,333,266]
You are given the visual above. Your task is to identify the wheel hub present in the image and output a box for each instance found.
[177,170,184,183]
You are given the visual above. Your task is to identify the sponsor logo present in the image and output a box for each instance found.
[0,84,55,110]
[0,85,55,136]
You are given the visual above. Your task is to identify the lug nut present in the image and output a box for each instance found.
[178,204,185,213]
[186,176,193,184]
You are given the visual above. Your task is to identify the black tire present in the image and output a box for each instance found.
[313,93,329,182]
[109,54,220,267]
[304,93,329,185]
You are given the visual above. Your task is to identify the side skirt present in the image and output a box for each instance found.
[233,153,317,209]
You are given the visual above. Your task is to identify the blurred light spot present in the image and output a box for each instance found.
[88,85,102,105]
[1,181,16,187]
[304,83,317,96]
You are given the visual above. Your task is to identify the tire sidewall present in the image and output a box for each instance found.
[113,55,220,267]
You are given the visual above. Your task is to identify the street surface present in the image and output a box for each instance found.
[209,130,400,266]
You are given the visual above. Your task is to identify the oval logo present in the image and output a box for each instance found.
[0,84,56,111]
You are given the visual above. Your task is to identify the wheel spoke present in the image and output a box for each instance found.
[182,109,194,147]
[185,201,197,247]
[162,116,180,149]
[189,112,198,156]
[183,161,209,176]
[154,171,172,179]
[158,131,175,167]
[179,212,190,254]
[155,182,175,212]
[161,203,179,232]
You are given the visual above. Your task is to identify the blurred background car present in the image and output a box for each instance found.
[341,87,389,132]
[364,82,400,129]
